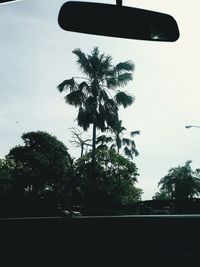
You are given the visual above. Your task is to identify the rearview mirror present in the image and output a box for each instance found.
[58,1,180,42]
[0,0,18,3]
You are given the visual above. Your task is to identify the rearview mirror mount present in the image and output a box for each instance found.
[58,1,180,42]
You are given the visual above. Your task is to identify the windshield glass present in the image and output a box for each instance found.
[0,0,199,216]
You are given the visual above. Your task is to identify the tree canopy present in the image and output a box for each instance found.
[58,47,135,133]
[74,148,142,211]
[152,189,171,200]
[157,161,200,200]
[0,159,15,193]
[58,47,135,168]
[6,131,73,194]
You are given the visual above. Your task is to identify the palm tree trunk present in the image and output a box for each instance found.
[92,123,96,166]
[87,123,97,212]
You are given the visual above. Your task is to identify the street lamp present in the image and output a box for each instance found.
[185,125,200,129]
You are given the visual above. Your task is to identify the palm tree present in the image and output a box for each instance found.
[58,47,135,167]
[97,120,139,159]
[96,135,113,151]
[152,189,171,200]
[158,160,200,200]
[58,47,135,208]
[112,119,140,159]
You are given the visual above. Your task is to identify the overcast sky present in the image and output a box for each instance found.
[0,0,200,200]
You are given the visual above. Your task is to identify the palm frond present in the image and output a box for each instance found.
[124,146,133,159]
[104,109,119,129]
[64,90,85,107]
[96,135,113,144]
[112,120,126,135]
[130,140,136,148]
[103,100,119,128]
[117,73,133,86]
[130,130,140,137]
[88,55,100,73]
[79,81,90,93]
[57,78,76,92]
[97,144,109,150]
[88,47,107,77]
[115,92,135,108]
[98,104,107,119]
[105,99,118,112]
[77,107,91,131]
[122,138,131,146]
[95,112,106,132]
[72,48,92,76]
[99,53,112,71]
[106,77,118,89]
[85,96,96,113]
[105,136,113,143]
[115,61,135,74]
[91,46,99,57]
[99,90,109,102]
[96,135,106,144]
[106,69,116,77]
[131,147,139,157]
[116,120,126,130]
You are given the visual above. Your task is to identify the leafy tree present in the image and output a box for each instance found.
[0,159,15,193]
[6,131,73,194]
[57,47,135,169]
[0,158,15,179]
[96,120,140,159]
[158,160,200,200]
[152,189,171,200]
[74,148,142,211]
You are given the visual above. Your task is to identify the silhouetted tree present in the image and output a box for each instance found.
[58,47,135,209]
[75,148,142,211]
[96,120,140,159]
[152,189,171,200]
[58,47,135,168]
[6,131,73,194]
[0,159,15,193]
[158,161,200,200]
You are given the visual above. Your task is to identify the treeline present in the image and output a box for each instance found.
[0,131,142,214]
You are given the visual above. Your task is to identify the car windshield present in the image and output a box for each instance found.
[0,0,200,217]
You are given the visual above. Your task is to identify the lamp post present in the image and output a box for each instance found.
[185,125,200,129]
